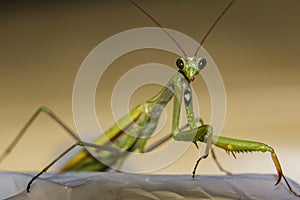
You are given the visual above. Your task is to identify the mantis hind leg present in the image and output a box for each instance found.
[0,106,122,192]
[0,106,80,164]
[0,106,118,164]
[26,140,119,192]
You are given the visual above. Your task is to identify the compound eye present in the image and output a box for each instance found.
[176,58,185,70]
[198,58,207,70]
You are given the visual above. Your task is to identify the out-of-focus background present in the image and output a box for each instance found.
[0,0,299,183]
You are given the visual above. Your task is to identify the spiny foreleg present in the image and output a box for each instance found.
[213,135,300,197]
[176,125,300,197]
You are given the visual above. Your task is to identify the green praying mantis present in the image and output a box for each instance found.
[0,0,299,197]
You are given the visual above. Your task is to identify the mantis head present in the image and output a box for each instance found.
[176,56,207,82]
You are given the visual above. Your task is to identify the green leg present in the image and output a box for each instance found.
[172,124,212,143]
[144,122,192,152]
[192,129,213,178]
[26,140,114,192]
[212,135,300,197]
[144,118,204,153]
[0,106,118,164]
[0,106,78,164]
[171,123,213,177]
[172,123,300,197]
[27,142,79,192]
[144,120,231,175]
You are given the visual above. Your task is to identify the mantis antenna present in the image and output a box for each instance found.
[129,0,188,58]
[129,0,236,58]
[194,0,236,56]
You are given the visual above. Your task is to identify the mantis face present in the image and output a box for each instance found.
[176,56,207,82]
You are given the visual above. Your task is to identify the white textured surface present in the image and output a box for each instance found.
[1,172,299,200]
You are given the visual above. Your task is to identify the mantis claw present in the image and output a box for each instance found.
[274,173,282,186]
[271,151,300,197]
[193,141,199,149]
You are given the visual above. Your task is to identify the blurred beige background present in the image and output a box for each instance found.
[0,0,299,184]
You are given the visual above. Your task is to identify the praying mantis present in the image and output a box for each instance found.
[0,0,299,197]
